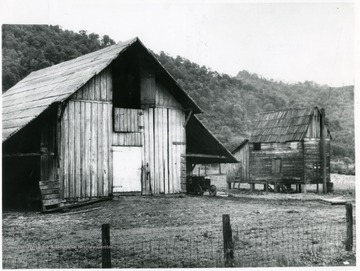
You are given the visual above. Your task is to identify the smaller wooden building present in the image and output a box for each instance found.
[227,107,331,192]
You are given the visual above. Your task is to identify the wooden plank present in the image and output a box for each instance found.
[94,75,100,101]
[69,101,76,198]
[39,180,60,186]
[42,193,60,200]
[101,104,109,196]
[97,102,104,196]
[101,70,107,101]
[148,108,155,194]
[168,109,174,193]
[163,108,169,194]
[89,78,95,101]
[75,101,81,198]
[106,68,112,102]
[108,104,113,195]
[143,108,149,195]
[85,102,91,197]
[159,108,164,193]
[42,198,61,206]
[40,188,60,195]
[80,102,85,198]
[155,108,161,194]
[63,104,69,198]
[91,102,98,197]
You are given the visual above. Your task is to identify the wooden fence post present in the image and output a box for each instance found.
[222,214,234,267]
[102,224,111,268]
[345,203,353,251]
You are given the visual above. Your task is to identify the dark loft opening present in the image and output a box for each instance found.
[112,70,140,109]
[253,143,261,151]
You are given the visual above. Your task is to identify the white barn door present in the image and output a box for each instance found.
[113,146,142,193]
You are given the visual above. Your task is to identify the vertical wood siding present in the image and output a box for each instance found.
[155,81,182,108]
[226,143,249,183]
[113,108,141,132]
[59,68,112,201]
[142,107,185,194]
[303,138,331,184]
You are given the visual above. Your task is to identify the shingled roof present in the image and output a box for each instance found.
[2,37,201,142]
[250,107,321,143]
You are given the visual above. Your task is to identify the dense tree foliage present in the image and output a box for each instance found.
[157,52,354,163]
[2,25,354,164]
[2,24,115,91]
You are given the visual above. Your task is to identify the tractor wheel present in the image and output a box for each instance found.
[209,185,217,196]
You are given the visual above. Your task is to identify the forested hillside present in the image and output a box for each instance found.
[2,25,354,165]
[157,52,354,162]
[2,24,115,91]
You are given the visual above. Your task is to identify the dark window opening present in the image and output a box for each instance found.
[272,158,281,174]
[112,71,140,109]
[253,143,261,151]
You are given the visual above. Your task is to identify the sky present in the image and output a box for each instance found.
[0,0,357,87]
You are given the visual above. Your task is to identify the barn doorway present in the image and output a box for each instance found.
[113,146,142,193]
[2,156,42,210]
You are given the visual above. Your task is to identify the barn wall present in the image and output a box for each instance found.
[141,107,186,194]
[155,81,182,109]
[249,141,304,183]
[226,143,249,183]
[303,138,331,184]
[139,74,186,194]
[59,66,186,199]
[59,68,112,202]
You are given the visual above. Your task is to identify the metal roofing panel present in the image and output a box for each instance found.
[249,107,317,143]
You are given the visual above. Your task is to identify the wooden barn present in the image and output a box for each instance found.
[2,37,236,211]
[227,107,331,193]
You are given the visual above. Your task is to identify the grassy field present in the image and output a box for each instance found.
[2,174,356,268]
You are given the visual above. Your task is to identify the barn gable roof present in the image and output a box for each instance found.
[250,107,327,143]
[2,37,201,142]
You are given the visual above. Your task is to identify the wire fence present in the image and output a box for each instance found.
[2,210,356,268]
[231,221,356,267]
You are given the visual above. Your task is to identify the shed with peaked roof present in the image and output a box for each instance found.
[228,107,331,193]
[2,37,237,211]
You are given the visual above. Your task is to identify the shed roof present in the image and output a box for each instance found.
[186,115,238,164]
[2,37,201,142]
[250,107,323,143]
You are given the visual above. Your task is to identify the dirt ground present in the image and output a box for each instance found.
[2,174,356,268]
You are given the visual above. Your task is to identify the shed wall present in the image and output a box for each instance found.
[249,142,304,183]
[303,138,331,184]
[226,143,249,183]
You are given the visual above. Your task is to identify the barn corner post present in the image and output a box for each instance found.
[320,108,327,194]
[222,214,234,267]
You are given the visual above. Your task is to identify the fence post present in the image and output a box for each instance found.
[102,224,111,268]
[345,203,353,251]
[222,214,234,267]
